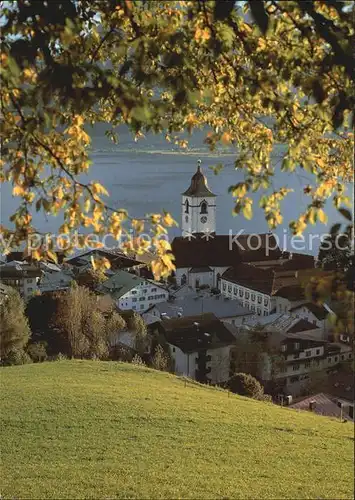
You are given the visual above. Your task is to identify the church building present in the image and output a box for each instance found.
[172,161,285,290]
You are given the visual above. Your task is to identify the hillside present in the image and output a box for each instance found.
[1,361,354,499]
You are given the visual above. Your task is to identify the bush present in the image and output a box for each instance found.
[228,373,264,400]
[152,344,170,371]
[27,342,47,363]
[3,348,33,366]
[132,354,145,366]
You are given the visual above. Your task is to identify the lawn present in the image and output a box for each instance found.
[1,360,354,499]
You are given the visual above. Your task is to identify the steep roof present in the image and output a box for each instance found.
[290,393,352,420]
[222,264,276,295]
[287,318,320,333]
[171,233,281,268]
[182,163,216,197]
[162,313,237,353]
[290,302,328,321]
[273,285,305,301]
[0,262,42,279]
[98,270,145,299]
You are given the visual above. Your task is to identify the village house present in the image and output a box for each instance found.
[143,293,253,326]
[260,331,353,397]
[160,313,238,384]
[97,270,169,312]
[0,261,42,301]
[274,285,333,334]
[289,393,353,420]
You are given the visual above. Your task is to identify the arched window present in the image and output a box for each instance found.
[185,199,189,214]
[181,274,187,285]
[200,201,208,214]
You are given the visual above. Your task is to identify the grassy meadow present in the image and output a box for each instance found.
[1,361,354,499]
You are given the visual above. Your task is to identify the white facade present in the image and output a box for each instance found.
[117,281,169,312]
[176,266,229,289]
[168,343,232,384]
[181,195,216,237]
[220,277,274,316]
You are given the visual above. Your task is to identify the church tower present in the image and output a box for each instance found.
[181,160,216,237]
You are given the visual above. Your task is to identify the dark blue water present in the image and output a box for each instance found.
[1,125,351,254]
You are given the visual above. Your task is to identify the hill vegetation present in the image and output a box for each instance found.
[1,361,354,499]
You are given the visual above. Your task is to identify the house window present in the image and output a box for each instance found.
[328,357,332,363]
[306,350,311,357]
[132,305,136,310]
[151,288,157,292]
[234,286,237,295]
[27,279,32,283]
[293,354,299,359]
[257,296,262,304]
[222,283,226,291]
[263,311,268,316]
[181,274,187,286]
[172,347,175,353]
[228,285,232,293]
[185,199,189,213]
[251,293,256,301]
[264,298,268,306]
[290,375,299,383]
[313,319,317,325]
[293,364,300,371]
[28,288,33,292]
[245,291,250,299]
[257,307,261,315]
[304,361,311,368]
[143,289,147,294]
[294,342,300,350]
[349,354,352,359]
[281,345,286,352]
[239,289,243,297]
[200,201,208,214]
[132,298,137,303]
[139,297,145,301]
[316,349,320,355]
[334,356,338,362]
[251,305,255,312]
[132,290,137,295]
[341,355,345,360]
[140,304,144,309]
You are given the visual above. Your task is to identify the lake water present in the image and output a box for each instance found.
[1,124,350,255]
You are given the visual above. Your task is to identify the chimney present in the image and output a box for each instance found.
[309,400,316,412]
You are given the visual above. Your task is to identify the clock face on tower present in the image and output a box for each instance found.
[200,216,207,224]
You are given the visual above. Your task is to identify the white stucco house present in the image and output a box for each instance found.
[0,261,42,300]
[161,313,239,384]
[97,270,169,312]
[274,285,334,335]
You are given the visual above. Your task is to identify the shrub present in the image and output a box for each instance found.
[3,348,33,366]
[152,344,170,371]
[228,373,264,400]
[27,342,47,363]
[132,354,145,366]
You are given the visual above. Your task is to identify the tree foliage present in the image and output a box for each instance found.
[0,289,31,359]
[53,283,126,358]
[0,0,353,280]
[228,372,265,400]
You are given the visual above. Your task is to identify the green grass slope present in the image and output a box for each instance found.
[1,361,354,499]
